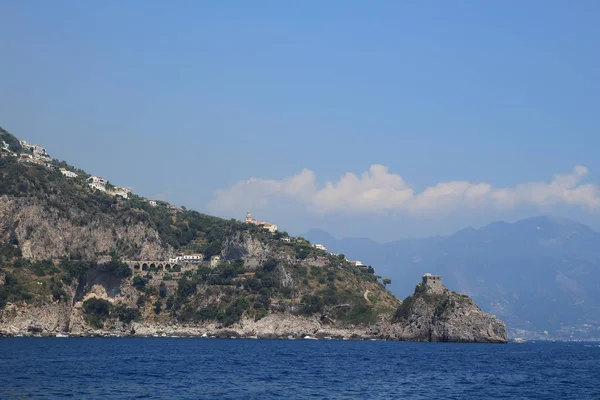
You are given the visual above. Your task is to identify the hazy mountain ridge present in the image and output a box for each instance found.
[304,217,600,340]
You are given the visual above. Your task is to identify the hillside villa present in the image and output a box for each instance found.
[169,254,204,264]
[245,211,278,232]
[60,168,78,178]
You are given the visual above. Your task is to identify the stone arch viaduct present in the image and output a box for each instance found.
[124,260,181,272]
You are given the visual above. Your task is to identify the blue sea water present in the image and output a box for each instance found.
[0,339,599,399]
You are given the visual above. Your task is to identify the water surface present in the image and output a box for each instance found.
[1,338,598,399]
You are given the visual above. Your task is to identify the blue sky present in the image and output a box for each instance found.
[2,1,600,241]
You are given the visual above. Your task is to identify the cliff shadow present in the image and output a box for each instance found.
[73,267,124,304]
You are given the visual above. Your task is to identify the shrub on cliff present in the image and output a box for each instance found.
[220,297,249,326]
[82,298,111,328]
[158,282,167,298]
[112,304,141,323]
[0,273,31,309]
[177,278,197,298]
[50,278,68,302]
[133,275,147,291]
[81,301,140,324]
[136,295,146,307]
[0,243,21,263]
[59,260,97,284]
[153,300,163,314]
[30,260,59,277]
[300,295,324,315]
[341,304,379,325]
[393,295,415,321]
[99,256,131,278]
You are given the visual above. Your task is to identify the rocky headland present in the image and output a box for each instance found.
[0,126,507,343]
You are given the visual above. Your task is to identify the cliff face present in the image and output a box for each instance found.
[388,282,508,343]
[0,267,507,343]
[221,230,278,268]
[0,259,399,339]
[0,196,171,261]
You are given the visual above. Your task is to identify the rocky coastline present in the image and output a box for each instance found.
[0,287,508,343]
[0,129,508,344]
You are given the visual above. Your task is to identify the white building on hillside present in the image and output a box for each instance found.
[169,254,204,264]
[89,176,107,186]
[88,176,107,192]
[60,168,78,178]
[112,190,129,199]
[111,187,131,199]
[314,244,327,252]
[115,187,132,194]
[210,255,221,268]
[245,211,278,233]
[89,182,107,192]
[148,200,158,207]
[350,260,364,266]
[32,145,50,161]
[32,144,47,155]
[19,140,51,161]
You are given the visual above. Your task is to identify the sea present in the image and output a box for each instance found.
[1,338,599,399]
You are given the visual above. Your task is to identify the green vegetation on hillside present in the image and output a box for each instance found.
[121,196,238,256]
[0,126,398,329]
[0,273,32,308]
[0,157,240,258]
[393,283,470,322]
[82,298,141,328]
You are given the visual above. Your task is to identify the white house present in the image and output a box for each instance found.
[115,187,132,194]
[262,223,278,233]
[110,187,130,199]
[32,144,47,156]
[350,260,364,266]
[148,200,158,207]
[88,176,107,186]
[31,145,50,162]
[60,168,78,178]
[18,157,44,166]
[210,255,221,268]
[169,254,204,264]
[314,244,327,252]
[112,190,129,199]
[89,182,106,192]
[245,211,278,233]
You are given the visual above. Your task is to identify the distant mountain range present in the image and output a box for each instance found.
[304,216,600,340]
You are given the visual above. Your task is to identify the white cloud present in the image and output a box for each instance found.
[208,165,600,216]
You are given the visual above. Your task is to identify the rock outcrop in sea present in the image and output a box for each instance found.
[386,274,508,343]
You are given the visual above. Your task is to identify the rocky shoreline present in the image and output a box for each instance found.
[0,312,507,343]
[0,273,508,344]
